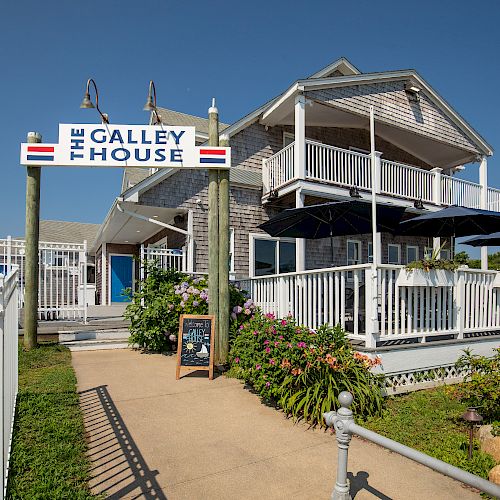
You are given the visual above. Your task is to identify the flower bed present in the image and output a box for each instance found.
[125,263,255,352]
[228,313,384,426]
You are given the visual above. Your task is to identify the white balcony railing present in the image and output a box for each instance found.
[381,159,435,203]
[488,187,500,212]
[307,141,372,190]
[441,176,482,209]
[263,141,495,211]
[247,264,500,347]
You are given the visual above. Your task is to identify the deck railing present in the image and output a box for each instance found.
[0,269,19,498]
[263,141,493,211]
[247,265,500,346]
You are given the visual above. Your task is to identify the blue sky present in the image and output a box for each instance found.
[1,0,499,256]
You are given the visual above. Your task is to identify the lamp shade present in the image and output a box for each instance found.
[80,92,94,109]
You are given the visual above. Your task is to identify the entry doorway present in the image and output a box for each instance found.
[109,255,134,303]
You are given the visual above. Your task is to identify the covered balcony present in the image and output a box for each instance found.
[262,140,500,212]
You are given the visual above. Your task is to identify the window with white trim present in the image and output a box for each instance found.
[424,246,433,259]
[347,240,361,266]
[406,245,419,264]
[441,249,451,260]
[252,236,296,277]
[388,244,401,265]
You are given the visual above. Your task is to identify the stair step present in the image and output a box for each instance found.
[59,329,130,342]
[60,338,131,351]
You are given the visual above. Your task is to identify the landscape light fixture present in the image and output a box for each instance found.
[349,186,361,198]
[144,80,162,124]
[461,407,483,459]
[80,78,109,124]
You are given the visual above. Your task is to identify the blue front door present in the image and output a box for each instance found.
[110,255,133,302]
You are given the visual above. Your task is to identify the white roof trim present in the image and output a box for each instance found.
[308,57,361,79]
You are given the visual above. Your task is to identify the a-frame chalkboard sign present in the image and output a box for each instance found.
[176,314,215,380]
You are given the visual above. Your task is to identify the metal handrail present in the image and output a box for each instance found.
[324,392,500,499]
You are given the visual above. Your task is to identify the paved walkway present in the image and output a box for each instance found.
[72,349,479,500]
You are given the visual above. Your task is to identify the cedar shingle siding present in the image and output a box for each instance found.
[305,82,480,154]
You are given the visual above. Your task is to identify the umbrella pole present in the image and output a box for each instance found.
[330,231,334,266]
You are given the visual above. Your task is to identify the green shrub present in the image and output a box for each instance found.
[452,348,500,422]
[124,262,255,352]
[228,313,384,426]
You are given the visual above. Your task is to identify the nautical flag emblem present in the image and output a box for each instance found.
[26,145,55,162]
[199,148,227,165]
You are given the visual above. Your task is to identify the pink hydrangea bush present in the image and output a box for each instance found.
[125,263,253,352]
[228,312,383,425]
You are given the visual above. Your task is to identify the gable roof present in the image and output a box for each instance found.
[259,69,493,156]
[308,57,361,78]
[16,220,101,245]
[120,108,230,193]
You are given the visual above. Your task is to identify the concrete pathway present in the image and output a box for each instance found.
[72,349,479,500]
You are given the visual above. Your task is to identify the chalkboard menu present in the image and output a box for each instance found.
[176,314,215,380]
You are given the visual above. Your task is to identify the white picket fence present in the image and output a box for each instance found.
[0,238,87,320]
[247,264,500,346]
[0,269,19,498]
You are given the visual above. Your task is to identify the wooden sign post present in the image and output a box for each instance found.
[176,314,215,380]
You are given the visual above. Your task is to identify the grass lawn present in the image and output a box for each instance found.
[362,386,497,479]
[7,343,96,499]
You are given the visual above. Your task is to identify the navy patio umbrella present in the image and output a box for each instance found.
[462,232,500,247]
[258,200,406,263]
[397,206,500,238]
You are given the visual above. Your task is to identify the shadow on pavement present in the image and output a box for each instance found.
[79,385,167,499]
[348,471,393,500]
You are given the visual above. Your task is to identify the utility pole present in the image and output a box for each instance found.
[208,100,220,362]
[218,133,230,364]
[24,132,42,350]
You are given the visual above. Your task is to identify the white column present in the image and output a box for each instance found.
[480,156,488,270]
[294,94,306,180]
[101,242,107,306]
[431,167,443,206]
[368,106,379,347]
[295,189,306,271]
[187,209,194,272]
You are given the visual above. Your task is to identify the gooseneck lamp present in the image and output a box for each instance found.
[143,80,162,124]
[80,78,109,124]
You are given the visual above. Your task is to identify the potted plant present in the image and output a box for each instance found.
[396,245,458,287]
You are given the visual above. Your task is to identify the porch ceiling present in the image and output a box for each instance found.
[260,100,479,169]
[93,201,184,250]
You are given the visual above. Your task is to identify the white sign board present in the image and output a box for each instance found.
[20,124,230,169]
